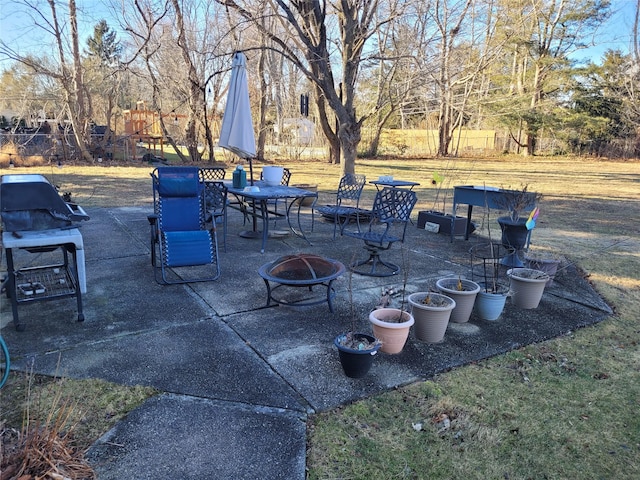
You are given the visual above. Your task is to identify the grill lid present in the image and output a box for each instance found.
[0,174,90,231]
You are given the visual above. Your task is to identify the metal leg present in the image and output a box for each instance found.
[263,279,273,307]
[350,246,400,277]
[286,196,315,246]
[68,245,85,322]
[260,199,269,253]
[5,248,23,331]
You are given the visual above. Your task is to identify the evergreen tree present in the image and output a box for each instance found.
[86,20,122,65]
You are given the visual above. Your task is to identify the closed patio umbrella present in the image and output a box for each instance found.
[219,51,257,184]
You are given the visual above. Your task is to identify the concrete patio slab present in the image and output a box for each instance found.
[0,204,612,479]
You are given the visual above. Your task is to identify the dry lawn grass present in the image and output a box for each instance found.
[1,154,639,478]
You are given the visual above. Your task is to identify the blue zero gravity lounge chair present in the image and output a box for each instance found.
[148,167,221,284]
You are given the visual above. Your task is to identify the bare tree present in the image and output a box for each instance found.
[0,0,96,161]
[119,0,230,162]
[359,5,434,156]
[217,0,407,175]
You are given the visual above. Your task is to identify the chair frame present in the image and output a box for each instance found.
[344,186,417,277]
[199,170,228,251]
[317,173,368,238]
[148,167,221,284]
[199,167,226,181]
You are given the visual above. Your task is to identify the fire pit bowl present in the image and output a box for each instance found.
[258,254,346,312]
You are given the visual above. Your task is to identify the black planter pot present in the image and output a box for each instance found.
[497,216,531,267]
[334,333,380,378]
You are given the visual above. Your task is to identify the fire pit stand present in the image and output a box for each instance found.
[258,254,346,313]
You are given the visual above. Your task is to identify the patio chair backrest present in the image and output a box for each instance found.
[370,187,417,227]
[202,180,227,213]
[154,167,204,232]
[337,174,366,203]
[199,167,226,181]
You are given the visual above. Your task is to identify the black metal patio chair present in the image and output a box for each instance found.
[316,173,368,238]
[201,180,228,252]
[343,186,417,277]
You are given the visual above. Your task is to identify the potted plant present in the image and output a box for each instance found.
[334,332,381,378]
[469,189,514,321]
[416,172,471,235]
[524,249,563,287]
[470,243,511,321]
[407,291,455,343]
[507,268,550,309]
[334,267,381,377]
[496,184,542,267]
[435,276,481,323]
[368,285,415,354]
[367,253,415,354]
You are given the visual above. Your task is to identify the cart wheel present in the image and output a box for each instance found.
[15,323,25,332]
[77,313,85,322]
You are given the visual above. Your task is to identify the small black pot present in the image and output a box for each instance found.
[334,333,380,378]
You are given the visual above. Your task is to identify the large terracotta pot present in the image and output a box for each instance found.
[408,292,455,343]
[368,308,414,354]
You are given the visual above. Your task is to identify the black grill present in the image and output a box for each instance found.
[0,174,90,231]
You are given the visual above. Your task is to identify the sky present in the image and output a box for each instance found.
[0,0,119,64]
[571,0,637,62]
[0,0,636,67]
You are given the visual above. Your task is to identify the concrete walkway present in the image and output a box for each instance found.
[0,205,611,479]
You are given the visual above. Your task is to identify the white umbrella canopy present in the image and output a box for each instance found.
[219,52,257,165]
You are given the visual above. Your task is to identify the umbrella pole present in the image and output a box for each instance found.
[238,156,261,239]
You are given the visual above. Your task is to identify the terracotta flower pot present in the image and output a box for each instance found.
[408,292,455,343]
[368,308,414,354]
[507,268,550,309]
[435,277,481,323]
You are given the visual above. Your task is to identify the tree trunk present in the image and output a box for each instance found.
[338,120,360,176]
[313,84,340,164]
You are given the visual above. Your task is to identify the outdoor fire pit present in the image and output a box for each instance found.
[258,254,346,312]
